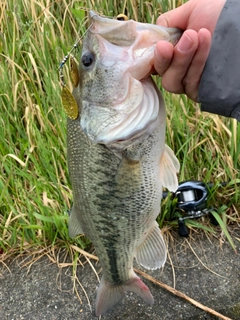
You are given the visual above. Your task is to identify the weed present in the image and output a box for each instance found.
[0,0,239,262]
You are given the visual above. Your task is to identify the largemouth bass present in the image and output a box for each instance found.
[67,11,181,316]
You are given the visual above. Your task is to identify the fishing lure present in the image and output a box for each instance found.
[58,24,92,120]
[58,13,128,119]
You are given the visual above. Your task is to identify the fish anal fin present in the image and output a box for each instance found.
[136,221,166,270]
[68,204,84,238]
[95,275,153,316]
[160,144,180,192]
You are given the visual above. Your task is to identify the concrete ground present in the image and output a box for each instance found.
[0,230,239,320]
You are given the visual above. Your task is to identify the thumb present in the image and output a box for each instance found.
[157,4,191,29]
[156,12,173,28]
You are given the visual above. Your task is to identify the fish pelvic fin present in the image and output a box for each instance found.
[160,144,180,192]
[136,221,166,270]
[95,275,154,316]
[68,204,84,237]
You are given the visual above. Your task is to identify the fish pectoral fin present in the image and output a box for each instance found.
[95,275,153,316]
[135,221,166,270]
[68,204,84,238]
[159,144,180,192]
[116,156,142,191]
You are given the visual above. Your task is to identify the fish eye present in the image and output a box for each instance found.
[116,14,128,21]
[81,51,95,68]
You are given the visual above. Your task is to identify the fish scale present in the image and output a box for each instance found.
[68,114,162,282]
[67,11,181,316]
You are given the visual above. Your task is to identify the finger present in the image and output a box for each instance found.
[154,41,174,76]
[161,29,199,94]
[183,28,212,101]
[157,0,226,34]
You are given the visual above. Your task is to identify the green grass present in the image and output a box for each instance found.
[0,0,239,263]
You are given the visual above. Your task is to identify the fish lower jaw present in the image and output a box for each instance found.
[84,85,162,147]
[81,113,159,148]
[97,116,160,152]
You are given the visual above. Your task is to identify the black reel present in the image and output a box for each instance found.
[163,180,220,237]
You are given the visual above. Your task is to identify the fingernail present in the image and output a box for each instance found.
[198,28,206,47]
[178,33,193,52]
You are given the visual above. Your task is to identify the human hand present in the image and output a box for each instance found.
[154,0,226,101]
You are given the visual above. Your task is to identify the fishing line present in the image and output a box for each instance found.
[58,22,93,87]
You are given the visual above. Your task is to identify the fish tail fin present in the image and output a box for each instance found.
[95,275,153,316]
[125,275,154,305]
[95,277,125,316]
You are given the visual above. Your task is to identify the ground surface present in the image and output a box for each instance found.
[0,230,239,320]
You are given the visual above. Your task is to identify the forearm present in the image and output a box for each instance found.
[198,0,240,121]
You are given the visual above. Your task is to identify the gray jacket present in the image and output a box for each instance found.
[198,0,240,121]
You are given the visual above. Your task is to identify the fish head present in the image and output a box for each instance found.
[77,11,182,146]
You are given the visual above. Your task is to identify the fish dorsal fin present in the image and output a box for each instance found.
[160,144,180,192]
[135,221,166,270]
[68,205,84,238]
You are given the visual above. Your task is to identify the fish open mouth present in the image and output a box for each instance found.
[81,77,162,146]
[80,12,181,146]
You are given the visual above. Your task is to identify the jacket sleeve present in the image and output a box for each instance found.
[198,0,240,121]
